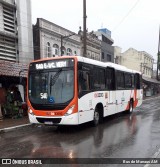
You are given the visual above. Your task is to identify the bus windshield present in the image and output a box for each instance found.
[28,69,74,105]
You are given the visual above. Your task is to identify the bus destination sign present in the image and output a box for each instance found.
[36,61,67,70]
[30,59,74,70]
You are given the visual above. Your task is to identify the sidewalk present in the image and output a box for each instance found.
[0,116,30,132]
[143,93,160,100]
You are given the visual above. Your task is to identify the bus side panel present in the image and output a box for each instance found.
[78,93,94,124]
[104,91,117,116]
[78,92,106,124]
[116,89,143,112]
[116,90,134,113]
[135,89,143,107]
[116,90,125,113]
[124,90,134,110]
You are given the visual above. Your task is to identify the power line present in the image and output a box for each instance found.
[112,0,140,32]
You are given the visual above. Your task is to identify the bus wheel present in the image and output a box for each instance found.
[93,109,100,126]
[128,100,133,113]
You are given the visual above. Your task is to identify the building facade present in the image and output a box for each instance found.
[0,0,17,62]
[114,46,122,64]
[0,0,33,63]
[114,47,160,97]
[0,0,33,115]
[78,28,101,61]
[116,48,154,78]
[95,28,114,62]
[33,18,81,60]
[16,0,33,64]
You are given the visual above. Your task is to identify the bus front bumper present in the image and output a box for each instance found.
[28,112,79,125]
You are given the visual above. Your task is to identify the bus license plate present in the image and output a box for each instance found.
[44,121,53,125]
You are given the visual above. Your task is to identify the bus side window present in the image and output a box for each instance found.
[124,73,132,89]
[93,67,105,90]
[78,71,90,93]
[116,71,125,90]
[135,74,140,89]
[131,74,135,88]
[135,73,142,89]
[106,68,115,90]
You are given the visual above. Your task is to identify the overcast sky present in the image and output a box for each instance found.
[31,0,160,60]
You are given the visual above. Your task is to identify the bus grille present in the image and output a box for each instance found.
[36,118,62,124]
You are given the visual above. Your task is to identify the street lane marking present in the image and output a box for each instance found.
[0,123,31,133]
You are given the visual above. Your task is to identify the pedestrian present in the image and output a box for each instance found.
[0,87,6,121]
[13,86,23,103]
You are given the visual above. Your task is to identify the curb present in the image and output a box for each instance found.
[0,123,31,133]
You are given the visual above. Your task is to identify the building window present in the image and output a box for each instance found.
[53,44,59,56]
[67,48,72,55]
[87,52,91,58]
[61,46,66,56]
[47,42,51,57]
[102,52,104,59]
[91,53,95,60]
[107,54,111,62]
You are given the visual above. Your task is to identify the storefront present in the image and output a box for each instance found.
[0,60,28,121]
[142,76,160,97]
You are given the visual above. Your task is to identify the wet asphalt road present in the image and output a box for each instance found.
[0,97,160,167]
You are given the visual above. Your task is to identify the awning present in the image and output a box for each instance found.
[142,76,160,84]
[0,60,28,78]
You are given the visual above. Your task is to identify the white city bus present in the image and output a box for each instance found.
[27,56,143,126]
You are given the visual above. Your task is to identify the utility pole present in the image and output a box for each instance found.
[157,25,160,80]
[83,0,87,57]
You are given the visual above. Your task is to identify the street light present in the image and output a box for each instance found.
[60,33,75,56]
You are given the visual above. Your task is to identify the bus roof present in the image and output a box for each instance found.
[76,56,141,74]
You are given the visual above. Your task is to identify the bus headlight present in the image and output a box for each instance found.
[29,108,34,116]
[65,105,75,116]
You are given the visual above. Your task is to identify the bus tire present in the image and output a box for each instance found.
[92,108,100,126]
[128,100,133,113]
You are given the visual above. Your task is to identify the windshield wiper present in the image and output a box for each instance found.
[50,69,62,93]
